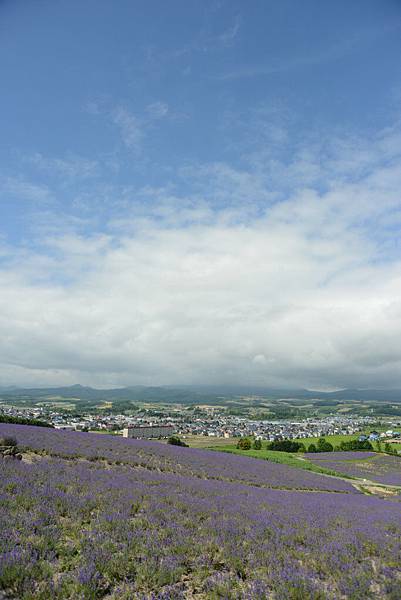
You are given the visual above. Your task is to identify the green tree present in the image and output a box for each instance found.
[0,415,52,428]
[384,442,394,454]
[268,440,303,452]
[316,438,333,452]
[339,440,373,451]
[252,438,262,450]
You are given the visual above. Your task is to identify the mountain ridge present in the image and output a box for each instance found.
[1,384,401,403]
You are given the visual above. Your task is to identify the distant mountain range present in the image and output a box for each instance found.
[0,383,401,403]
[178,385,401,402]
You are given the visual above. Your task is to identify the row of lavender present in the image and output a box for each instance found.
[305,451,377,461]
[307,452,401,486]
[0,424,356,492]
[1,451,401,599]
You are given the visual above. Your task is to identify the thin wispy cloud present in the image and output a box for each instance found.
[28,153,99,180]
[111,106,143,152]
[215,15,241,47]
[218,22,401,81]
[146,101,169,119]
[0,177,52,205]
[141,12,241,72]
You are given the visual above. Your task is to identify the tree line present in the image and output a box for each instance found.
[235,437,392,453]
[0,415,53,428]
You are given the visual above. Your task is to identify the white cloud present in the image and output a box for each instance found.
[0,177,52,204]
[29,153,99,180]
[217,22,401,81]
[146,101,169,119]
[111,106,143,152]
[217,15,241,47]
[1,122,401,388]
[109,102,169,153]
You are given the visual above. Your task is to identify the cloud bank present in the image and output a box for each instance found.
[1,122,401,389]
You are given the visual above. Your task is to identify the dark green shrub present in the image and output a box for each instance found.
[0,415,52,427]
[316,438,333,452]
[167,436,188,447]
[384,442,397,455]
[339,439,373,451]
[268,440,303,452]
[236,438,252,450]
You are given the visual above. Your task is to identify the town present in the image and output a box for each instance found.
[1,402,400,443]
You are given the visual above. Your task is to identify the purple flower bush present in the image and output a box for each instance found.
[1,424,401,599]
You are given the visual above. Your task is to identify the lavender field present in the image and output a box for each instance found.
[1,425,401,599]
[0,424,355,493]
[307,452,401,486]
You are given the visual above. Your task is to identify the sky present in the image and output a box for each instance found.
[1,0,401,390]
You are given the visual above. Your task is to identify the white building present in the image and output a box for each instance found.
[122,425,175,439]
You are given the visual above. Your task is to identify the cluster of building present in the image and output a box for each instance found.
[1,403,400,442]
[174,415,374,441]
[359,431,401,442]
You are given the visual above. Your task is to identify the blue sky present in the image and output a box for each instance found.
[1,0,401,388]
